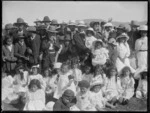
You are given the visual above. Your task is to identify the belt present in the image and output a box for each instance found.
[139,50,147,52]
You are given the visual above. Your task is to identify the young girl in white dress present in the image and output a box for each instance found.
[118,66,135,105]
[115,33,135,74]
[90,80,115,111]
[103,67,122,106]
[91,39,109,67]
[76,80,96,111]
[91,65,106,85]
[134,25,147,79]
[28,64,45,90]
[136,71,147,99]
[23,79,45,110]
[53,62,76,99]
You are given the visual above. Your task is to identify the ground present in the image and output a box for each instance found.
[2,97,147,111]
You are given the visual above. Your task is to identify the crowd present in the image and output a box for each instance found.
[2,16,148,111]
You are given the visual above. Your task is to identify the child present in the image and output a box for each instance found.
[76,80,96,111]
[90,80,115,111]
[118,66,135,105]
[23,79,45,110]
[103,67,122,106]
[91,65,106,85]
[53,89,78,111]
[28,64,45,89]
[92,40,109,66]
[53,62,76,99]
[136,71,147,99]
[82,65,93,84]
[71,57,82,86]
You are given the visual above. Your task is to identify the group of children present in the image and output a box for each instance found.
[2,58,147,111]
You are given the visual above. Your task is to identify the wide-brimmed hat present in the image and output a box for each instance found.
[86,27,95,35]
[42,16,51,22]
[139,25,147,31]
[77,20,86,27]
[27,26,36,33]
[47,26,58,33]
[130,20,139,27]
[5,23,17,30]
[117,24,126,30]
[104,22,113,27]
[108,38,117,46]
[34,19,42,23]
[68,20,76,26]
[14,18,27,26]
[51,19,59,25]
[90,80,104,89]
[116,33,129,41]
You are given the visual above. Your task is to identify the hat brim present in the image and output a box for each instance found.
[77,25,87,27]
[129,24,139,27]
[34,21,42,23]
[14,23,27,26]
[42,21,51,23]
[68,24,76,26]
[47,30,58,33]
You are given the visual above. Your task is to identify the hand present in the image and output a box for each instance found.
[39,54,43,60]
[27,48,32,54]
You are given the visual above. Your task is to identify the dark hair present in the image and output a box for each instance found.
[116,37,126,43]
[120,66,132,78]
[106,66,118,79]
[83,65,92,74]
[93,65,104,77]
[28,79,41,90]
[51,69,58,75]
[94,41,103,49]
[140,71,147,80]
[4,35,13,45]
[86,30,94,36]
[43,67,51,77]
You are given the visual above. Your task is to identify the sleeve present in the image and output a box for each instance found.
[135,39,141,51]
[125,42,130,57]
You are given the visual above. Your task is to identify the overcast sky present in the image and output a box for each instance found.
[3,1,147,26]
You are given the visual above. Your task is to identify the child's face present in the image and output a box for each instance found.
[6,38,12,45]
[123,69,130,77]
[110,69,117,77]
[61,65,69,74]
[93,85,101,93]
[62,96,72,104]
[44,70,49,77]
[32,67,38,75]
[31,85,38,92]
[80,87,88,95]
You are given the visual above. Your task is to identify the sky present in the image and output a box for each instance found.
[2,1,148,26]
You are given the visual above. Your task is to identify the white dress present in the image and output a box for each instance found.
[24,89,45,111]
[116,42,135,74]
[53,70,76,99]
[76,91,96,111]
[134,36,147,79]
[119,76,135,99]
[85,36,97,50]
[72,68,82,86]
[92,48,109,66]
[136,79,147,99]
[91,74,106,85]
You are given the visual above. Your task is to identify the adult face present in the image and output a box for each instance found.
[78,26,85,33]
[131,25,138,32]
[93,24,99,31]
[36,22,42,26]
[48,32,56,41]
[45,22,50,26]
[140,31,147,37]
[18,24,24,31]
[68,25,75,31]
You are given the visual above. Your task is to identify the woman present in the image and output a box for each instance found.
[134,25,147,79]
[2,36,17,74]
[115,33,135,75]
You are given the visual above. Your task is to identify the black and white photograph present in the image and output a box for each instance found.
[2,1,148,111]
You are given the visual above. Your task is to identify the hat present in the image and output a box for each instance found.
[86,27,95,34]
[117,24,126,30]
[78,80,90,88]
[93,21,100,26]
[139,25,147,31]
[104,22,113,27]
[77,20,86,27]
[130,20,139,27]
[68,20,76,26]
[61,21,67,25]
[108,38,117,45]
[51,19,59,25]
[42,16,51,22]
[116,33,129,41]
[14,18,27,26]
[31,64,40,69]
[101,21,107,26]
[34,19,42,23]
[54,62,62,69]
[63,89,75,97]
[5,23,17,30]
[27,26,36,32]
[47,26,58,33]
[90,80,103,89]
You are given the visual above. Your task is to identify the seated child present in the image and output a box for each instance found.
[90,80,115,111]
[136,71,147,99]
[118,66,135,105]
[53,89,78,111]
[23,79,45,110]
[76,80,96,111]
[53,62,76,99]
